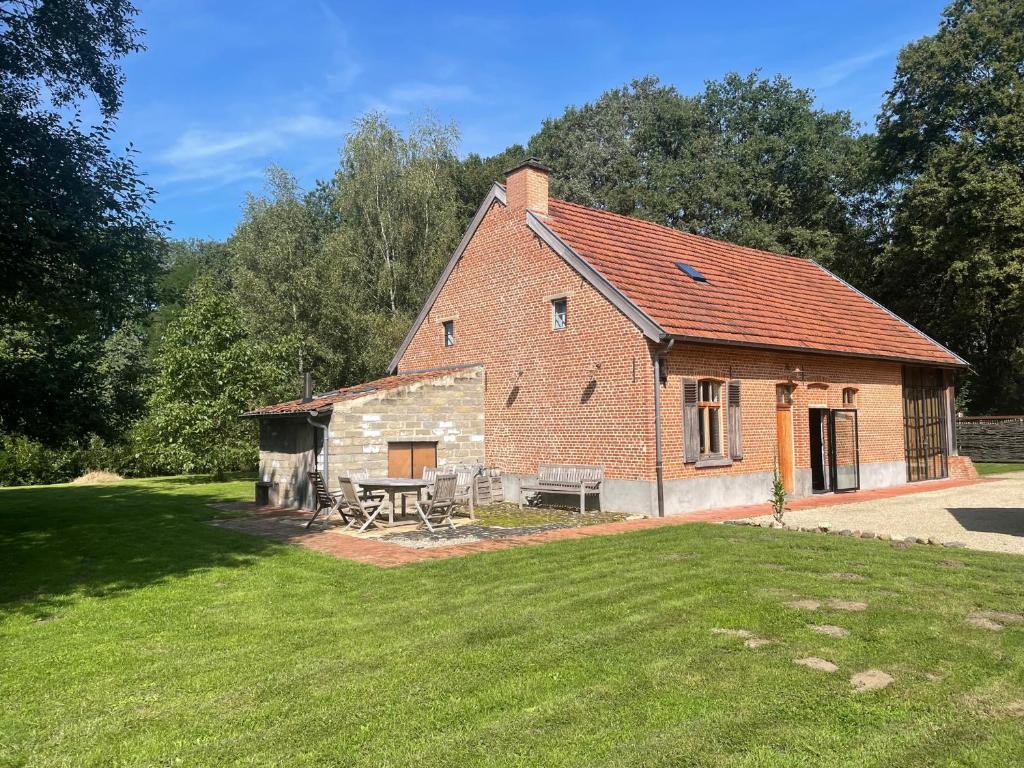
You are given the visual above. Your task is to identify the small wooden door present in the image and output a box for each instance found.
[776,407,795,493]
[387,442,437,479]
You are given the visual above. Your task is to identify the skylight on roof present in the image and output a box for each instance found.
[675,261,707,282]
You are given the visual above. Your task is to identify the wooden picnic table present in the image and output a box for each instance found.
[357,478,430,526]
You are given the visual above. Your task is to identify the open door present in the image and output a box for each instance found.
[829,409,860,493]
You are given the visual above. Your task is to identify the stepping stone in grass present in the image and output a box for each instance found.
[851,670,894,692]
[939,559,965,568]
[744,637,771,649]
[764,563,787,571]
[785,599,822,610]
[827,598,868,612]
[794,657,838,672]
[712,628,754,638]
[828,572,866,581]
[967,615,1005,631]
[972,609,1024,624]
[924,672,946,683]
[809,624,850,637]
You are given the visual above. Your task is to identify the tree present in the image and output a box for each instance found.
[875,0,1024,413]
[327,113,463,376]
[136,279,287,477]
[528,74,872,263]
[0,0,163,444]
[229,166,354,392]
[453,144,527,221]
[146,238,234,359]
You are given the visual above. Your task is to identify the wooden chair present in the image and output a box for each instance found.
[423,464,479,518]
[453,465,478,519]
[415,473,458,532]
[345,469,386,503]
[306,471,345,529]
[336,476,386,533]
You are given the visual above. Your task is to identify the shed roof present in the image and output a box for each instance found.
[243,364,480,417]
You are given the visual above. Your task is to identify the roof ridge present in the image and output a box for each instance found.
[549,197,813,263]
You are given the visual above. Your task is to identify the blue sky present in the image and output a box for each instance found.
[116,0,948,240]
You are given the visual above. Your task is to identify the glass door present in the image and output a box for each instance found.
[829,409,860,492]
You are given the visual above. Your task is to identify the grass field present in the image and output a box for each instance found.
[2,477,1023,766]
[976,462,1024,476]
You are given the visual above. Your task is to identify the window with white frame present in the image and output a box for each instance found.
[443,320,454,347]
[843,387,858,406]
[551,297,567,330]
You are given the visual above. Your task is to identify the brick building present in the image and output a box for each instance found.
[247,159,971,515]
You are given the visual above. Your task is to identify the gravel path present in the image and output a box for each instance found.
[745,473,1024,555]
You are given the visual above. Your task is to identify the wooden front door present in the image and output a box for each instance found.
[387,442,437,479]
[776,406,795,493]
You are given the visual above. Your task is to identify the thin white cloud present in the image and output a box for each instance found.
[156,112,346,186]
[318,1,363,91]
[813,39,904,89]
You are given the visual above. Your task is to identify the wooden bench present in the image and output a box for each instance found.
[519,463,603,514]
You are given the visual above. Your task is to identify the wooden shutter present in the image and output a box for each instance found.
[683,378,699,463]
[388,442,412,478]
[728,379,743,460]
[411,442,437,479]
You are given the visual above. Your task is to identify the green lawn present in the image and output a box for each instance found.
[976,462,1024,476]
[2,478,1023,766]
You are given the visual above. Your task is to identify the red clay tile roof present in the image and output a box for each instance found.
[544,199,964,366]
[243,365,480,417]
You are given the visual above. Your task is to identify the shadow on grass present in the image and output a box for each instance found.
[948,507,1024,537]
[0,477,278,619]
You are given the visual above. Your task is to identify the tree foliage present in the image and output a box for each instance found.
[0,0,163,445]
[529,73,872,263]
[874,0,1024,412]
[230,166,345,389]
[325,113,463,376]
[135,279,287,477]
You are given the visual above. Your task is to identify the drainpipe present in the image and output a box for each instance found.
[653,338,674,517]
[306,409,329,477]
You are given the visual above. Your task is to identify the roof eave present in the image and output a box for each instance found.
[809,261,969,368]
[664,333,968,368]
[241,406,334,419]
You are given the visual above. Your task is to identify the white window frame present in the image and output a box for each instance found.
[551,297,567,330]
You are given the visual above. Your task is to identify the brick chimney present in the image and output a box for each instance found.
[505,157,550,216]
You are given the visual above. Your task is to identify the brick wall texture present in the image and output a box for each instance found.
[397,195,940,488]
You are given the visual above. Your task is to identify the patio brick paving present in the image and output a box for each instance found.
[211,476,988,567]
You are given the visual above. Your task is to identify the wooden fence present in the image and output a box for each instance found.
[957,416,1024,463]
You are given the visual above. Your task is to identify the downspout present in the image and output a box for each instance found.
[653,338,674,517]
[306,410,329,478]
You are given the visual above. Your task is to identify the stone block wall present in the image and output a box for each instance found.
[325,366,485,480]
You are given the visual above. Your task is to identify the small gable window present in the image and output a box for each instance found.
[843,387,858,406]
[443,320,455,347]
[552,297,567,330]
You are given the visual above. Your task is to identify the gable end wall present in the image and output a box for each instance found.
[397,201,656,484]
